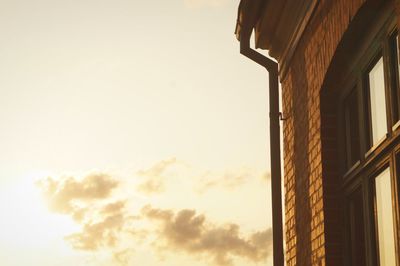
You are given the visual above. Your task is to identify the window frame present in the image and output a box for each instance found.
[388,28,400,129]
[338,13,400,266]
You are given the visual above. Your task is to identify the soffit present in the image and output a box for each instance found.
[256,1,315,56]
[235,0,267,41]
[236,0,318,79]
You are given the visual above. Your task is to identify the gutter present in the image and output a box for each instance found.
[236,2,284,266]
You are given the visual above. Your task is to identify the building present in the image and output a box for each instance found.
[236,0,400,265]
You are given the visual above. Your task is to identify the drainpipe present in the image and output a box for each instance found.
[239,21,284,266]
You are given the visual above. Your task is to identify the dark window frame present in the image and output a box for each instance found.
[338,14,400,266]
[389,29,400,128]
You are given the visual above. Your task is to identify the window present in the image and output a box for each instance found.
[344,88,361,168]
[374,167,396,266]
[347,188,366,265]
[366,56,388,147]
[338,15,400,266]
[389,31,400,125]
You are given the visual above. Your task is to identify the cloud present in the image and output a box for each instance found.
[136,158,178,195]
[197,171,249,193]
[64,200,136,251]
[142,205,272,265]
[137,179,165,195]
[65,211,125,250]
[136,158,268,196]
[35,161,270,265]
[137,158,177,178]
[184,0,228,9]
[37,173,119,219]
[101,201,126,215]
[113,249,135,266]
[196,169,271,193]
[37,173,136,252]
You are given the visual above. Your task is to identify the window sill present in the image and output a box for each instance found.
[392,120,400,131]
[343,160,361,181]
[365,134,388,158]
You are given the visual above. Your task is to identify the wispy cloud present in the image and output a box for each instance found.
[136,158,268,195]
[196,169,269,194]
[137,178,165,195]
[136,158,178,195]
[142,205,272,266]
[196,170,249,193]
[137,158,178,178]
[113,249,135,266]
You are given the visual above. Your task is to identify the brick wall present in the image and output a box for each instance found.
[281,0,368,265]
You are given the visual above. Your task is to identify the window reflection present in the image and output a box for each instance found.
[375,167,396,266]
[345,89,361,168]
[390,33,400,124]
[348,189,366,265]
[368,57,388,145]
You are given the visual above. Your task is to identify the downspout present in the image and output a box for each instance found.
[238,18,284,266]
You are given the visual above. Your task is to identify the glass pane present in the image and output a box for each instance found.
[397,35,400,92]
[345,89,360,168]
[391,34,400,124]
[397,34,400,74]
[348,189,366,265]
[368,57,388,145]
[375,167,396,266]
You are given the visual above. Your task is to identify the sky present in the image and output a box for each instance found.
[0,0,273,265]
